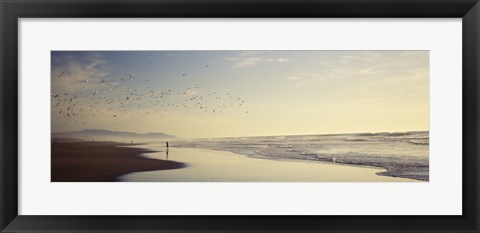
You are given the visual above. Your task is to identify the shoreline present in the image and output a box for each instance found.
[122,147,416,182]
[249,149,428,181]
[259,154,428,181]
[51,142,185,182]
[258,153,428,182]
[172,146,426,181]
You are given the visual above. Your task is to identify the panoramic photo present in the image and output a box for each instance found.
[51,50,429,182]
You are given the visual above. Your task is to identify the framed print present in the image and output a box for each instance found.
[1,0,479,232]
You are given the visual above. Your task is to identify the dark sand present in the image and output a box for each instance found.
[51,142,184,182]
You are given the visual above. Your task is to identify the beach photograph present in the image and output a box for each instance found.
[51,50,429,182]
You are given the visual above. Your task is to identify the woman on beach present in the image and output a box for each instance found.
[166,141,169,160]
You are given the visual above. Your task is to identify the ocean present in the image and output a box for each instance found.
[171,131,429,181]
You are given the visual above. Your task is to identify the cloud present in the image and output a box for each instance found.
[51,52,112,93]
[184,89,198,96]
[225,54,290,68]
[287,76,300,80]
[227,57,264,68]
[356,68,382,75]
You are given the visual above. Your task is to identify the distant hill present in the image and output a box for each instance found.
[51,138,86,143]
[52,129,176,142]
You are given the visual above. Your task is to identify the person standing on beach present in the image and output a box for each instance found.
[166,141,169,160]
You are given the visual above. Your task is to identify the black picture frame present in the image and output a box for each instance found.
[1,0,479,232]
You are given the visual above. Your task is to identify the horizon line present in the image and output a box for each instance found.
[51,128,429,139]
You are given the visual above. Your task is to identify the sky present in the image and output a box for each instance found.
[51,50,429,138]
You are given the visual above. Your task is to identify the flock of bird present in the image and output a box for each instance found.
[51,67,249,126]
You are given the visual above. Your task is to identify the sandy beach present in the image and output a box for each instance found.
[51,142,184,182]
[51,142,420,182]
[120,145,418,182]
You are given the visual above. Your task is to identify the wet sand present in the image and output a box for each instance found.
[120,146,417,182]
[51,142,184,182]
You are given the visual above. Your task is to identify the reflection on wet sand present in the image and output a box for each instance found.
[120,145,417,182]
